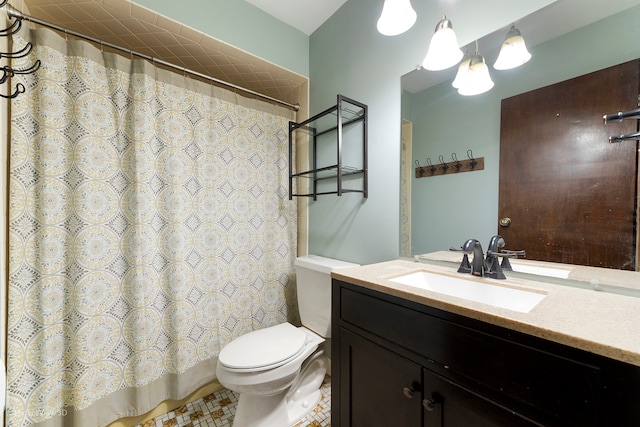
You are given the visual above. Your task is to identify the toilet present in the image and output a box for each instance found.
[216,255,358,427]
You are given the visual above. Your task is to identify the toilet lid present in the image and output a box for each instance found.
[218,323,308,371]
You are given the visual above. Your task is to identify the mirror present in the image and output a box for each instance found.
[401,0,640,273]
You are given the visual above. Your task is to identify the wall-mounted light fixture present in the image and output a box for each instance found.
[426,20,530,95]
[376,0,532,96]
[493,25,532,70]
[422,16,463,71]
[457,42,494,96]
[451,52,470,89]
[376,0,417,36]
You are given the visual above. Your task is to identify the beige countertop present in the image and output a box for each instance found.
[418,251,640,294]
[332,259,640,367]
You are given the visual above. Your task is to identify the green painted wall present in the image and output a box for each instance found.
[308,0,555,265]
[407,6,640,256]
[136,1,640,266]
[133,0,309,76]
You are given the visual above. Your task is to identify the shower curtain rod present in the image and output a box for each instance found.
[6,5,300,111]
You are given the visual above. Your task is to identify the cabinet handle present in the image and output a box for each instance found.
[403,386,415,399]
[423,398,439,412]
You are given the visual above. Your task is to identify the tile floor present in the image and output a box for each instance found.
[138,376,331,427]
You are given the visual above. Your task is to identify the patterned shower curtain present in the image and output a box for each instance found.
[7,27,297,427]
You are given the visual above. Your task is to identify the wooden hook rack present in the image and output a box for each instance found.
[415,156,484,178]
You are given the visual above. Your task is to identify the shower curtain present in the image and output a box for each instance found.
[7,27,298,427]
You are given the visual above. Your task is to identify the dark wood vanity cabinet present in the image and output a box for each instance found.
[422,368,540,427]
[331,279,640,427]
[339,328,423,426]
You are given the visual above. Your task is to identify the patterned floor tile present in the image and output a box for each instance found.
[137,376,331,427]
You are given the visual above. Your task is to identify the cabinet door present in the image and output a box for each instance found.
[423,369,539,427]
[339,328,422,427]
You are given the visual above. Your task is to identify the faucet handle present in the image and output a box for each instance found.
[500,249,526,257]
[495,249,526,271]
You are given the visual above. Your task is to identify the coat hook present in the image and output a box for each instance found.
[415,159,424,176]
[0,66,13,84]
[467,149,478,169]
[452,153,462,171]
[0,82,25,99]
[426,157,436,174]
[0,42,32,59]
[0,18,21,37]
[438,155,449,173]
[0,0,8,8]
[13,60,41,75]
[0,60,41,85]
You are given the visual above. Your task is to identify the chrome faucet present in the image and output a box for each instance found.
[487,235,527,273]
[486,235,505,264]
[485,235,507,279]
[461,239,485,277]
[453,236,524,280]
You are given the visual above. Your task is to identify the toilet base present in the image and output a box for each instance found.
[233,390,290,427]
[285,351,327,425]
[231,352,328,427]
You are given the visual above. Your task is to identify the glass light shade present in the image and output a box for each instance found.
[458,54,494,96]
[376,0,417,36]
[422,17,463,71]
[493,27,532,70]
[451,56,471,89]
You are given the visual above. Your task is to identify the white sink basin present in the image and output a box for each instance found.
[390,271,546,313]
[509,263,571,279]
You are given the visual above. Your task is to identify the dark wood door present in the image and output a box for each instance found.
[339,328,422,427]
[498,60,639,270]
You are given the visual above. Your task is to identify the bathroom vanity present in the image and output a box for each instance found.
[330,260,640,426]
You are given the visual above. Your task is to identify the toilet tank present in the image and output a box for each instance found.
[295,255,359,338]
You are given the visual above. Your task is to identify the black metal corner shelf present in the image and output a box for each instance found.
[289,94,368,200]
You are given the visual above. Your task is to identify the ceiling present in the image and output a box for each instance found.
[8,0,349,107]
[243,0,640,94]
[11,0,640,103]
[245,0,348,36]
[11,0,309,107]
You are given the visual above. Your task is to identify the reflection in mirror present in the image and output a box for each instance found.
[400,0,640,272]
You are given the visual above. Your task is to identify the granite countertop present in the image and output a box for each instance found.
[332,259,640,367]
[417,251,640,294]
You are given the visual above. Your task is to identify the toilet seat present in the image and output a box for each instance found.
[218,323,308,372]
